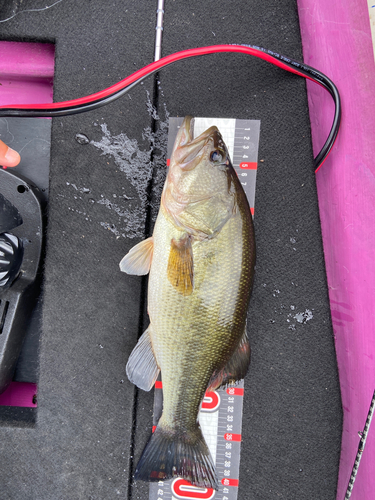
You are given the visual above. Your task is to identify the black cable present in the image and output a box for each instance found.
[0,45,341,170]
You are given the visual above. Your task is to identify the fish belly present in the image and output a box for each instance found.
[148,207,250,429]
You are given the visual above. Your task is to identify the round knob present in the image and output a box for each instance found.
[0,233,23,289]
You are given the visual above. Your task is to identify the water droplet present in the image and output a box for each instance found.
[75,133,90,145]
[294,309,313,324]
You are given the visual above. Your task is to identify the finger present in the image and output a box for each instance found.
[0,140,21,167]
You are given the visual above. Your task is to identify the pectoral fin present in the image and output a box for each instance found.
[207,327,250,391]
[167,234,194,296]
[126,326,160,391]
[119,237,154,275]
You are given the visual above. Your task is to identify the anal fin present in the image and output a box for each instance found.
[207,327,250,391]
[126,326,160,391]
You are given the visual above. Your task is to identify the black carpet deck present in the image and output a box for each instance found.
[0,1,342,499]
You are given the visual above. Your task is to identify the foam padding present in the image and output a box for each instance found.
[0,1,342,499]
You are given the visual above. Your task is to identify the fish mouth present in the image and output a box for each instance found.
[175,117,222,170]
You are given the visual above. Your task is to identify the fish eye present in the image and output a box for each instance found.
[210,150,224,163]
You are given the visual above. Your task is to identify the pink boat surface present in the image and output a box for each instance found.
[298,1,375,498]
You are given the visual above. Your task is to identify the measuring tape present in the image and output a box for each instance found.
[148,117,260,500]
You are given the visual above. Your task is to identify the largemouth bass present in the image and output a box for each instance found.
[120,116,255,489]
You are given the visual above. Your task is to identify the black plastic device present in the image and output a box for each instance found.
[0,167,43,395]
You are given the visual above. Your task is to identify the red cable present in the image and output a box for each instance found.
[0,45,315,111]
[0,43,339,171]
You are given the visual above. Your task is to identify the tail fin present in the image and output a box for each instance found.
[134,423,219,490]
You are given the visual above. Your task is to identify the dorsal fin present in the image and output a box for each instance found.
[207,327,251,391]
